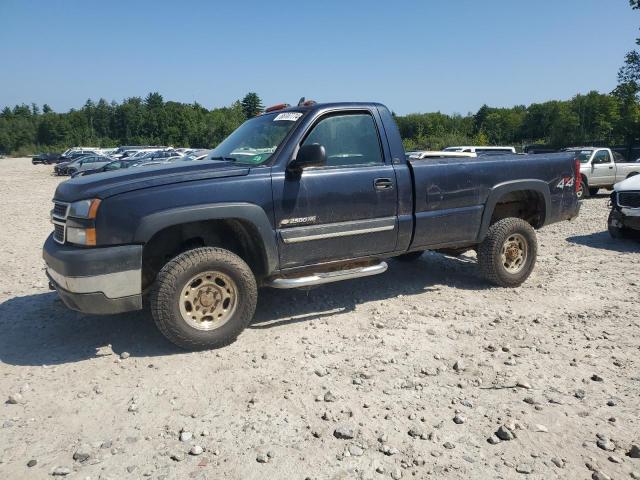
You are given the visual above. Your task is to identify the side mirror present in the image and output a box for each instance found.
[288,144,326,174]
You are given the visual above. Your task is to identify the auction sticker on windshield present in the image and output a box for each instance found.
[274,112,303,122]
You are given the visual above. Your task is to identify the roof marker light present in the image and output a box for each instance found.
[265,103,290,113]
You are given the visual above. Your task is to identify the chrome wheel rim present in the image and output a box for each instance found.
[577,183,585,199]
[501,233,528,274]
[179,271,238,330]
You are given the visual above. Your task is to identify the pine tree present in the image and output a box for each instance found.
[241,93,263,119]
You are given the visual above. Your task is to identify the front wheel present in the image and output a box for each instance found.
[589,187,599,196]
[150,247,257,350]
[477,218,537,287]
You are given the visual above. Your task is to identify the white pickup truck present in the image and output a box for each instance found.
[567,147,640,198]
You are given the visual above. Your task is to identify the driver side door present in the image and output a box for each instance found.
[272,111,399,269]
[590,150,614,186]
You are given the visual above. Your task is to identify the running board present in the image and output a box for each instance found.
[266,262,388,289]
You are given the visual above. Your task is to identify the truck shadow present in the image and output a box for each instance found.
[566,231,640,252]
[251,252,486,329]
[0,293,181,367]
[0,253,485,366]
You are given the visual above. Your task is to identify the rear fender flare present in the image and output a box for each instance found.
[477,180,551,241]
[134,203,278,274]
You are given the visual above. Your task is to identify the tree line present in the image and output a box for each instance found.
[1,88,637,157]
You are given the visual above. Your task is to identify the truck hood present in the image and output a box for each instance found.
[54,161,250,202]
[614,174,640,192]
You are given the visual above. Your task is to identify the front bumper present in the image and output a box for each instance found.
[43,234,143,314]
[609,208,640,230]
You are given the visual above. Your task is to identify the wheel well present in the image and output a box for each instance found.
[489,190,546,229]
[581,174,589,186]
[142,219,268,289]
[627,171,639,179]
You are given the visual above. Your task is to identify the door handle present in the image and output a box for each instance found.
[374,178,393,190]
[609,166,613,169]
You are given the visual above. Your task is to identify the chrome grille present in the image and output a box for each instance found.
[53,223,65,243]
[618,191,640,209]
[52,201,68,219]
[51,201,69,244]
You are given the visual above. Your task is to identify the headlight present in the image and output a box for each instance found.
[68,199,101,219]
[65,199,101,246]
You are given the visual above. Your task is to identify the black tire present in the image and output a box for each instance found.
[589,187,599,196]
[608,211,631,239]
[149,247,257,350]
[577,180,589,199]
[395,251,425,262]
[477,218,537,287]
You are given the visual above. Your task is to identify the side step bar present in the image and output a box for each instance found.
[266,262,388,289]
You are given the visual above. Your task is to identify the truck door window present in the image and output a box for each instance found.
[302,113,383,167]
[593,150,611,164]
[613,152,625,163]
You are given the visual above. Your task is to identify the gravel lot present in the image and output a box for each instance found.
[0,157,639,480]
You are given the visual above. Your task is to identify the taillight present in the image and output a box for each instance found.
[574,159,581,193]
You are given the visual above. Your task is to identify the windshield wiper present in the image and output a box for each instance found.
[208,156,236,162]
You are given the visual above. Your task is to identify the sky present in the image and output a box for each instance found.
[0,0,638,115]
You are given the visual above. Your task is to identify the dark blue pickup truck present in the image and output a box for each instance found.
[43,101,581,349]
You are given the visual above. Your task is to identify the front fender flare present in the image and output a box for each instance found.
[134,203,279,274]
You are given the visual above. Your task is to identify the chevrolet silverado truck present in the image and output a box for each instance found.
[43,101,581,350]
[567,147,640,198]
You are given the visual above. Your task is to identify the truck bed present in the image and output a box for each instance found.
[406,153,579,248]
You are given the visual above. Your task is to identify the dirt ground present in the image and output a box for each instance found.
[0,157,639,480]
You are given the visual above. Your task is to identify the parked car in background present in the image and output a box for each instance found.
[58,149,99,166]
[182,149,210,160]
[55,155,112,176]
[131,153,188,167]
[98,148,118,156]
[112,146,168,159]
[129,149,184,164]
[407,151,477,159]
[443,146,516,155]
[60,147,99,159]
[66,155,114,176]
[608,174,640,239]
[32,152,62,165]
[54,153,95,175]
[567,147,640,198]
[72,158,140,177]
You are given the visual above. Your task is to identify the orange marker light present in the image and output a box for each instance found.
[88,199,101,219]
[85,228,97,246]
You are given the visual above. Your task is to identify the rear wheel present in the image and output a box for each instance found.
[589,187,599,196]
[478,218,537,287]
[150,247,257,350]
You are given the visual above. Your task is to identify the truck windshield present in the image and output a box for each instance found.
[208,112,303,165]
